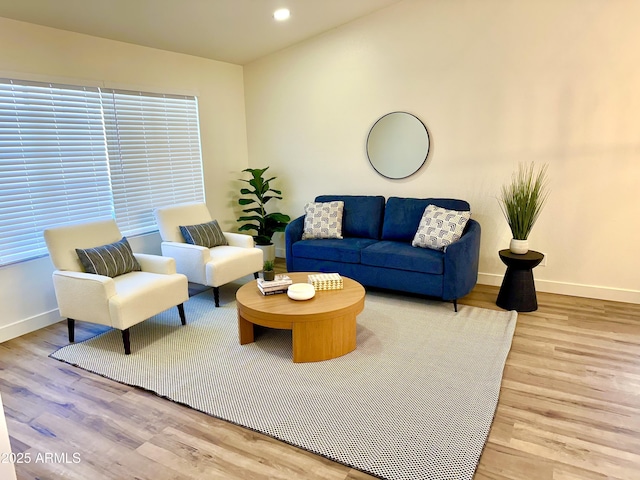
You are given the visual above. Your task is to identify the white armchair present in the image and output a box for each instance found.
[44,219,189,354]
[153,203,263,306]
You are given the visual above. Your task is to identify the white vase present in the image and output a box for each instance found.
[256,243,276,262]
[510,238,529,255]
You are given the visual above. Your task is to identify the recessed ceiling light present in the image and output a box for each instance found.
[273,8,290,21]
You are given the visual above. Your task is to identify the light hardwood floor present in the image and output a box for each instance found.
[1,260,639,479]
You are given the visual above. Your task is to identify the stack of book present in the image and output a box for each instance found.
[257,275,292,295]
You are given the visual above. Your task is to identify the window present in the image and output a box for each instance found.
[0,78,204,266]
[102,90,204,236]
[0,80,114,265]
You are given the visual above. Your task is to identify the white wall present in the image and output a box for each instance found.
[0,17,249,341]
[244,0,640,304]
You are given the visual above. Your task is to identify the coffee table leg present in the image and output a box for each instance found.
[238,313,254,345]
[292,314,357,363]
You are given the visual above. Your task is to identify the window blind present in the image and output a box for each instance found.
[0,79,113,265]
[102,89,205,237]
[0,79,205,267]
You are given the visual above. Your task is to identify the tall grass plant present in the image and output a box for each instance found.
[499,163,549,240]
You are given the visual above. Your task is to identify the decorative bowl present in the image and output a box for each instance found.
[287,283,315,301]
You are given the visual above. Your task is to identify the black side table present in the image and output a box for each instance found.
[496,249,544,312]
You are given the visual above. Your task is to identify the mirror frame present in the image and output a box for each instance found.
[366,111,430,180]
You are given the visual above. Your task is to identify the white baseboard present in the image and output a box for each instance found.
[478,272,640,305]
[0,309,62,344]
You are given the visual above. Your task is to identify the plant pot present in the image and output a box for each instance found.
[509,238,529,255]
[263,270,275,281]
[256,243,276,263]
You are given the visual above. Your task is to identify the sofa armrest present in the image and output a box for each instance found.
[160,241,211,285]
[442,219,481,301]
[285,215,305,271]
[223,232,254,248]
[52,271,116,325]
[134,253,177,275]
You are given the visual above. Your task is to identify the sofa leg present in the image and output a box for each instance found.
[122,328,131,355]
[212,287,220,307]
[67,318,75,343]
[453,299,458,312]
[177,303,186,325]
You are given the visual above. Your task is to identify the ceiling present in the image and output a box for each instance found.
[0,0,402,65]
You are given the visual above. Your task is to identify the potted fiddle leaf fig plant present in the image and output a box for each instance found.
[498,162,550,254]
[238,167,290,262]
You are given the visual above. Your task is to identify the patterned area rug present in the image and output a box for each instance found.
[51,290,517,480]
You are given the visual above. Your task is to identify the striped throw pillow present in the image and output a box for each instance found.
[179,220,228,248]
[76,237,142,277]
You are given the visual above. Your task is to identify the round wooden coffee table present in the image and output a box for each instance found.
[236,272,365,363]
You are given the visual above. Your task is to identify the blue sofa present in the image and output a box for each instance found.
[285,195,481,310]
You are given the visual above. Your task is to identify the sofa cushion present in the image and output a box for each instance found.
[292,237,378,264]
[361,241,444,275]
[412,205,471,250]
[381,197,471,242]
[316,195,385,239]
[301,201,344,239]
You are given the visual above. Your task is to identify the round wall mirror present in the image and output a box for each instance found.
[366,112,430,179]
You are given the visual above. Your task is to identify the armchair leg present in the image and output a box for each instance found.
[453,299,458,312]
[122,328,131,355]
[212,287,220,307]
[177,303,186,325]
[67,318,75,343]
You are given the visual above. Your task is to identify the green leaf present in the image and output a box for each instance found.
[237,214,262,222]
[266,212,291,223]
[239,207,263,215]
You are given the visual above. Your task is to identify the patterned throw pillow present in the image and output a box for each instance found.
[180,220,228,248]
[302,201,344,240]
[411,204,471,251]
[76,237,142,277]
